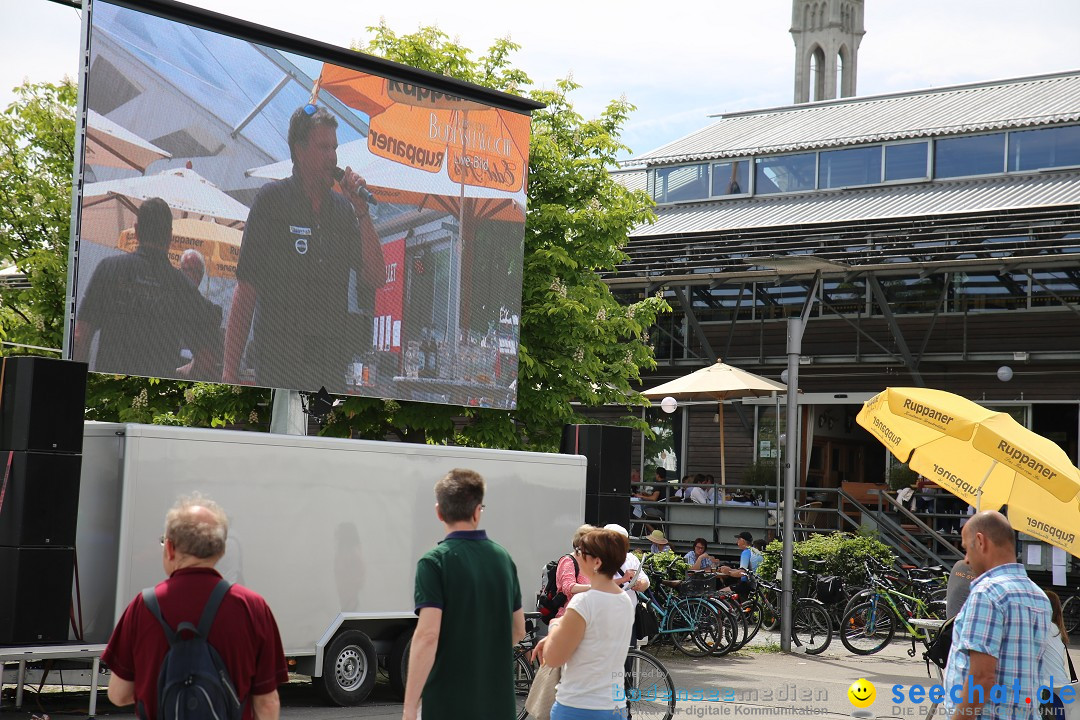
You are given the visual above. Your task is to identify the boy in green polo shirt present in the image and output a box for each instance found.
[404,468,525,720]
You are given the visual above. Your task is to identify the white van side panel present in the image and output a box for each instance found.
[88,424,585,657]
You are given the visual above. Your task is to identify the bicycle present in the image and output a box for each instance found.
[741,570,832,654]
[512,613,542,720]
[839,561,948,656]
[1061,594,1080,635]
[623,647,678,720]
[842,556,945,620]
[639,553,726,657]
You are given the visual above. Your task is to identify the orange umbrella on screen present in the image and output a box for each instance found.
[317,64,530,194]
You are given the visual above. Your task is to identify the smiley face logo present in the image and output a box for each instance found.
[847,678,876,708]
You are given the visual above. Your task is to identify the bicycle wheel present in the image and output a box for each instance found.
[792,601,832,655]
[703,599,739,656]
[840,599,895,655]
[925,600,948,621]
[710,595,748,651]
[623,649,676,720]
[741,597,764,644]
[841,588,875,620]
[1062,595,1080,635]
[664,597,715,657]
[512,648,533,720]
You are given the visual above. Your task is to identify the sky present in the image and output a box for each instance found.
[3,0,1080,161]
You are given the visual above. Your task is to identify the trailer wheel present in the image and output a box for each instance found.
[389,629,412,698]
[319,630,377,706]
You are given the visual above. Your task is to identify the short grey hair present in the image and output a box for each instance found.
[164,493,228,559]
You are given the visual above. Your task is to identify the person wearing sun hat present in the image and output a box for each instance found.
[646,529,670,554]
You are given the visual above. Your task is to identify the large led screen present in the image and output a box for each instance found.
[68,0,535,410]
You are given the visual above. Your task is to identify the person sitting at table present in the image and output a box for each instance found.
[668,474,692,502]
[646,529,670,554]
[688,473,712,504]
[635,468,666,534]
[718,532,764,589]
[684,538,715,573]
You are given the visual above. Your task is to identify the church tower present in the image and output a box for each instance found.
[791,0,865,103]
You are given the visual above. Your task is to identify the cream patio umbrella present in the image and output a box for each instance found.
[642,360,787,486]
[84,110,171,173]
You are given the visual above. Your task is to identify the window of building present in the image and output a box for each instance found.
[652,163,710,203]
[691,284,754,322]
[711,160,750,196]
[755,153,817,194]
[818,146,882,189]
[820,279,866,316]
[875,275,948,315]
[953,271,1028,312]
[884,141,929,182]
[1008,124,1080,172]
[754,280,809,319]
[1030,269,1080,308]
[934,133,1006,179]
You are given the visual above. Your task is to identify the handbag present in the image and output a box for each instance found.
[524,663,560,720]
[633,597,659,645]
[1040,645,1078,720]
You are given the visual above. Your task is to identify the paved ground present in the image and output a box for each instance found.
[5,630,1077,719]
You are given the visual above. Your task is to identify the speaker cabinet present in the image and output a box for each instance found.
[0,452,82,547]
[0,357,88,453]
[584,493,631,529]
[0,546,75,644]
[560,424,631,496]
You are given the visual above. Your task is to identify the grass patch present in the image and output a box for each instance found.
[745,641,784,654]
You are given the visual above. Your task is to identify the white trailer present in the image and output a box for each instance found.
[5,422,586,706]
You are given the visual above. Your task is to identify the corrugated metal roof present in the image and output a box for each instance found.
[629,170,1080,237]
[610,167,647,193]
[632,71,1080,166]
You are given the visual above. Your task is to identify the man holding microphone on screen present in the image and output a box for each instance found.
[223,104,384,392]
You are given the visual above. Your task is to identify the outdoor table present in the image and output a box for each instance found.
[0,644,107,717]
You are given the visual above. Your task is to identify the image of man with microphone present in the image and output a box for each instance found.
[223,103,385,393]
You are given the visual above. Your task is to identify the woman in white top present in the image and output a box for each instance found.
[534,528,636,719]
[1041,589,1071,718]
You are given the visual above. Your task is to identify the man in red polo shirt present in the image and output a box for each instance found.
[102,494,288,720]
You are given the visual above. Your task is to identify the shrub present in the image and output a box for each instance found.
[758,532,895,589]
[640,548,689,581]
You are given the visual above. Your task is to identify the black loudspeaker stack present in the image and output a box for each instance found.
[560,424,632,528]
[0,357,88,645]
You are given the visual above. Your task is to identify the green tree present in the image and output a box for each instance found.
[323,26,668,450]
[0,81,270,430]
[0,81,76,352]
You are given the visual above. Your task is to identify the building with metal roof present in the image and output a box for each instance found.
[603,70,1080,560]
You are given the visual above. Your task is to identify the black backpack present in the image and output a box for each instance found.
[141,579,243,720]
[923,616,955,675]
[536,554,578,625]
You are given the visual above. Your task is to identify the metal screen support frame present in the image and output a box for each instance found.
[61,0,95,360]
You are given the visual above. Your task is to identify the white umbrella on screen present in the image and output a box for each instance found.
[84,110,172,173]
[82,167,249,226]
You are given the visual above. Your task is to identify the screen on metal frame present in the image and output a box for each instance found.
[70,0,531,409]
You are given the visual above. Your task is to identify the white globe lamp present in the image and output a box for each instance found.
[660,396,678,414]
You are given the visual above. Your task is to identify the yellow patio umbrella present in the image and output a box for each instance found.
[856,387,1080,556]
[117,219,242,279]
[642,360,786,486]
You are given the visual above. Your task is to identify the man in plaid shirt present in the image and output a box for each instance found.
[943,510,1052,719]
